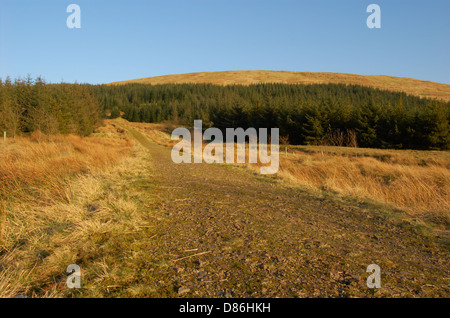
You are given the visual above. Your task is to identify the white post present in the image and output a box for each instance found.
[3,131,5,144]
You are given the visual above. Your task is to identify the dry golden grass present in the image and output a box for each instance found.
[0,127,133,201]
[278,147,449,222]
[127,120,450,232]
[0,143,153,297]
[109,70,450,102]
[0,123,136,297]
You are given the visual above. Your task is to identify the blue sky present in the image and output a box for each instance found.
[0,0,449,84]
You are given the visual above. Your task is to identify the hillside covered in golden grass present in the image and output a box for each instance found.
[109,70,450,102]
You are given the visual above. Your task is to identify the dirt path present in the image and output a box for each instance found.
[125,126,449,297]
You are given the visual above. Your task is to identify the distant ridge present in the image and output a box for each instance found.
[109,70,450,102]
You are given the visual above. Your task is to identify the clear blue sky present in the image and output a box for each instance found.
[1,0,449,84]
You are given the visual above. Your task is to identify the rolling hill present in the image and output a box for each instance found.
[109,70,450,102]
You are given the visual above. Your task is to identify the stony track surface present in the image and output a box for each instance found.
[125,127,449,297]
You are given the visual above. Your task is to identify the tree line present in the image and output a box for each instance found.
[0,77,99,137]
[1,78,448,150]
[93,83,449,150]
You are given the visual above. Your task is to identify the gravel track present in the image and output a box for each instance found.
[126,126,449,298]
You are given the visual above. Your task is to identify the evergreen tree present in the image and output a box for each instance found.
[110,106,121,118]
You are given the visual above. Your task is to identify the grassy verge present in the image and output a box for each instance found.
[0,122,162,297]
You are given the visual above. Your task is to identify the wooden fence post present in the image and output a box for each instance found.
[3,131,5,144]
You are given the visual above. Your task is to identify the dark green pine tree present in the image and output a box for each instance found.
[110,106,121,118]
